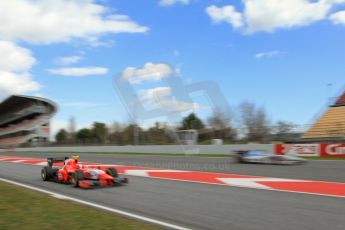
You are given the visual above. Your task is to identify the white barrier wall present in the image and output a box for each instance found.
[0,144,274,154]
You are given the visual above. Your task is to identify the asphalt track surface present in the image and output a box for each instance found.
[4,152,345,182]
[1,153,345,230]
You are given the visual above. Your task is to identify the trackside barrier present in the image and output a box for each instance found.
[0,144,274,155]
[3,144,345,158]
[275,143,345,158]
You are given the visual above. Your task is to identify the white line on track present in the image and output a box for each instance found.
[11,160,27,163]
[0,177,191,230]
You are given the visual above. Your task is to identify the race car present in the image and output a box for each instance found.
[41,156,128,188]
[232,150,307,165]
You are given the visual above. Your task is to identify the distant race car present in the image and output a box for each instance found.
[41,156,128,188]
[232,150,307,165]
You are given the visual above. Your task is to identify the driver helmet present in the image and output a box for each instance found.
[71,155,79,164]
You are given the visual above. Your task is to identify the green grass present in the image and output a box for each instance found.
[0,182,162,230]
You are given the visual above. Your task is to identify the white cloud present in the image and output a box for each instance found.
[139,87,199,112]
[0,0,148,44]
[49,67,108,77]
[0,41,40,98]
[159,0,192,6]
[330,10,345,24]
[0,41,36,72]
[0,1,149,98]
[122,63,173,84]
[85,36,115,47]
[140,87,172,100]
[55,56,82,65]
[0,71,41,97]
[255,50,284,58]
[206,0,345,33]
[206,5,244,29]
[244,0,331,33]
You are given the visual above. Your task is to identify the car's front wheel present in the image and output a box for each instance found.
[106,167,119,178]
[71,170,85,187]
[70,173,78,187]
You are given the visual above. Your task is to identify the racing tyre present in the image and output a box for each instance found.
[71,170,85,187]
[71,173,78,187]
[41,167,49,181]
[232,155,243,164]
[106,168,118,177]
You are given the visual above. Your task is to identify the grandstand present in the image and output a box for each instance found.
[302,91,345,141]
[0,95,57,147]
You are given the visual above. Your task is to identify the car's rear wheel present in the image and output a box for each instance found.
[41,167,49,181]
[234,155,245,163]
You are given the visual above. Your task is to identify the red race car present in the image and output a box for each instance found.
[41,156,128,188]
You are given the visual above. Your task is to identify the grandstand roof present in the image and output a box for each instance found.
[0,95,57,113]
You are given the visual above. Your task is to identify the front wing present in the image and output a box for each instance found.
[78,177,129,189]
[242,156,305,165]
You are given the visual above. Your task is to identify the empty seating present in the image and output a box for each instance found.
[0,115,46,136]
[303,102,345,139]
[0,135,32,146]
[0,95,56,147]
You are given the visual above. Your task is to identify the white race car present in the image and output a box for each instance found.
[232,150,307,165]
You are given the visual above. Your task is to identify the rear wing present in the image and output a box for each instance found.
[47,157,69,167]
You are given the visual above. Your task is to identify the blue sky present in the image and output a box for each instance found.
[1,0,345,135]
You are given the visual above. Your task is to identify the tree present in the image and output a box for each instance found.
[92,122,108,144]
[110,122,124,134]
[147,122,169,144]
[240,102,271,143]
[108,122,124,145]
[122,124,141,145]
[55,129,68,143]
[76,128,94,143]
[180,113,205,130]
[208,110,237,142]
[275,121,295,134]
[273,121,297,142]
[179,113,206,143]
